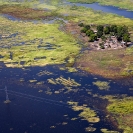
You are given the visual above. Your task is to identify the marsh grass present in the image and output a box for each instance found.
[104,96,133,132]
[76,48,133,78]
[93,81,110,90]
[47,76,81,87]
[0,16,80,67]
[67,101,100,127]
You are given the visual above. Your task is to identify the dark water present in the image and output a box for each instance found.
[0,64,133,133]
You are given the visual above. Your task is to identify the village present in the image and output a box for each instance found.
[64,22,132,50]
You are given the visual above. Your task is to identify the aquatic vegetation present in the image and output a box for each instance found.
[86,117,100,123]
[101,128,119,133]
[50,126,56,128]
[29,79,37,83]
[37,70,53,76]
[47,76,81,87]
[107,98,133,114]
[93,81,110,90]
[0,16,80,67]
[68,101,100,126]
[85,126,96,132]
[106,97,133,132]
[36,81,44,85]
[62,122,68,125]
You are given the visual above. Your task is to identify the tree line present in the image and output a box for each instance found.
[79,23,130,43]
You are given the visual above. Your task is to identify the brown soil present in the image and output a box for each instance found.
[63,21,89,44]
[0,5,52,20]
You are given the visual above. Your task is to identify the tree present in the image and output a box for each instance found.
[110,25,117,33]
[97,25,104,32]
[99,42,105,49]
[123,33,130,42]
[81,27,88,33]
[97,30,103,38]
[86,30,94,36]
[101,36,107,42]
[84,25,91,30]
[89,34,97,42]
[104,26,110,34]
[78,23,84,27]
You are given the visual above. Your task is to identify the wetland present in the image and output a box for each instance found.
[0,0,133,133]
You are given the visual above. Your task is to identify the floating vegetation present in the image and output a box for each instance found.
[29,79,37,83]
[62,122,68,125]
[4,100,11,104]
[100,128,119,133]
[86,117,100,123]
[36,81,44,85]
[66,67,78,72]
[44,87,53,95]
[37,70,53,76]
[71,117,78,120]
[45,91,52,95]
[50,126,56,128]
[67,101,78,106]
[79,108,100,123]
[93,81,110,90]
[20,78,24,82]
[47,76,81,87]
[54,91,60,94]
[85,126,96,132]
[68,101,100,127]
[38,90,43,92]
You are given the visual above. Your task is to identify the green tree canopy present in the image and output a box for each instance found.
[89,34,97,42]
[97,25,104,32]
[104,26,110,34]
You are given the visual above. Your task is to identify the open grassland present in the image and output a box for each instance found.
[0,16,80,67]
[68,0,133,11]
[75,48,133,78]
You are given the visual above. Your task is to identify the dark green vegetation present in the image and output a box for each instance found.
[80,23,130,43]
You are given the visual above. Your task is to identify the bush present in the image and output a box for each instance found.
[104,26,110,34]
[84,25,90,30]
[78,23,84,27]
[81,27,88,33]
[97,25,104,32]
[89,34,97,42]
[86,30,94,36]
[97,31,103,38]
